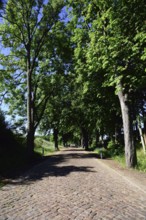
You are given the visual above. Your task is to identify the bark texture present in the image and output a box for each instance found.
[118,84,137,168]
[26,61,35,157]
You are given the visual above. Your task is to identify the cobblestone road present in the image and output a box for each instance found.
[0,148,146,220]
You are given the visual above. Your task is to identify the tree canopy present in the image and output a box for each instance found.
[0,0,146,167]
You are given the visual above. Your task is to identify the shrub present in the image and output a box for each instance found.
[136,149,146,172]
[107,140,124,157]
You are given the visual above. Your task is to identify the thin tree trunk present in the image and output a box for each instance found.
[62,134,66,147]
[26,65,35,158]
[81,128,89,151]
[27,129,35,157]
[118,83,137,168]
[80,135,84,148]
[53,128,59,151]
[95,130,99,148]
[137,117,146,155]
[135,122,140,142]
[143,110,146,147]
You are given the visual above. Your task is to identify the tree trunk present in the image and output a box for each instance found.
[134,122,140,142]
[80,134,84,148]
[118,84,137,168]
[138,124,146,155]
[27,129,35,157]
[26,67,35,158]
[95,130,99,148]
[62,134,66,147]
[53,128,59,151]
[81,128,89,151]
[137,114,146,155]
[143,110,146,146]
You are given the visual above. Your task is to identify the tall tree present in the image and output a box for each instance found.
[105,0,146,167]
[67,0,146,167]
[0,0,64,157]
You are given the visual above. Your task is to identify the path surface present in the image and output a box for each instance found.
[0,148,146,220]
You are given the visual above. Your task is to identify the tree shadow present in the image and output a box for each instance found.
[62,150,100,160]
[1,150,97,186]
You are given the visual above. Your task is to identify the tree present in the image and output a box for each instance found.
[105,0,146,167]
[67,0,146,167]
[0,0,64,157]
[39,72,74,150]
[67,0,121,149]
[38,17,73,150]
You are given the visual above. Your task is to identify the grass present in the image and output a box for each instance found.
[112,148,146,172]
[93,148,109,159]
[136,149,146,172]
[34,137,62,156]
[93,145,146,172]
[112,154,125,168]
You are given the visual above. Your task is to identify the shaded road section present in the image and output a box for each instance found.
[0,148,146,220]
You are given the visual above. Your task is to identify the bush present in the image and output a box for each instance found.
[107,140,124,157]
[93,140,124,159]
[136,149,146,172]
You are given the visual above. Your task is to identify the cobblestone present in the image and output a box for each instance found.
[0,148,146,220]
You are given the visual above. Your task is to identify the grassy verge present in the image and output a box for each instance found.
[34,137,62,156]
[112,149,146,172]
[112,154,125,168]
[92,144,146,172]
[135,149,146,172]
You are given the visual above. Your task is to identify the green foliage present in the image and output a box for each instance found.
[93,148,110,159]
[113,148,146,173]
[93,139,124,159]
[34,137,59,156]
[107,140,124,156]
[108,141,146,172]
[113,154,126,168]
[136,149,146,172]
[66,0,146,167]
[0,0,146,166]
[0,0,66,150]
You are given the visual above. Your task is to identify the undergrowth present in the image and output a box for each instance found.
[0,135,59,188]
[135,149,146,172]
[93,141,146,172]
[34,137,58,156]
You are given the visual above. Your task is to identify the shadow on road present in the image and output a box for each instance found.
[1,149,98,186]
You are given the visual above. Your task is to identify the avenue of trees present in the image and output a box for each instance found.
[0,0,146,168]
